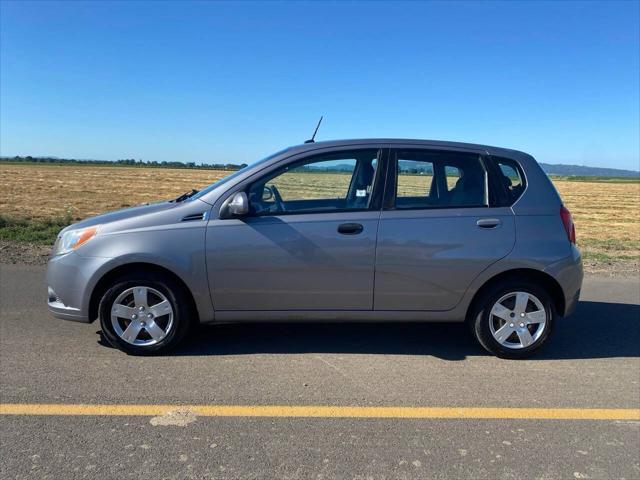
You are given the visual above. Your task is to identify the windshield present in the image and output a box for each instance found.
[190,148,290,202]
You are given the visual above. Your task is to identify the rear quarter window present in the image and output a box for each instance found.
[493,156,526,205]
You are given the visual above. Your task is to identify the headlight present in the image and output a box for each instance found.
[53,225,100,256]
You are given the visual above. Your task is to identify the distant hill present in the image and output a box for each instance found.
[0,155,246,171]
[395,159,639,178]
[540,163,639,178]
[1,155,638,178]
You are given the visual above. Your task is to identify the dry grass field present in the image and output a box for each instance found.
[1,163,639,267]
[0,163,230,220]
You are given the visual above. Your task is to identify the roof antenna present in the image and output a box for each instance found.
[304,116,323,143]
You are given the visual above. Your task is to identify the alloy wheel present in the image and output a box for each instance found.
[488,291,547,349]
[110,286,174,346]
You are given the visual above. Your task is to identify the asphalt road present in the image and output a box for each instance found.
[1,263,639,479]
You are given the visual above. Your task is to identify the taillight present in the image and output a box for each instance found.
[560,205,576,244]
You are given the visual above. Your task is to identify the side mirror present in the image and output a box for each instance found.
[221,192,249,218]
[262,186,274,201]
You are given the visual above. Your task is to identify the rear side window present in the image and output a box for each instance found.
[397,159,434,198]
[394,150,487,209]
[444,166,462,192]
[493,157,525,204]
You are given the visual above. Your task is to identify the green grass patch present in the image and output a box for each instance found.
[549,175,640,183]
[0,215,71,245]
[579,238,640,263]
[2,214,638,267]
[579,238,640,252]
[581,251,639,262]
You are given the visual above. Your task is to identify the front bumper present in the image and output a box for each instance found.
[46,252,111,323]
[47,286,85,322]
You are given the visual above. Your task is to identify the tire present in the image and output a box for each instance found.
[470,280,554,359]
[99,271,193,355]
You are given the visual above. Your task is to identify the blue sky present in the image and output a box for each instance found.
[1,1,638,170]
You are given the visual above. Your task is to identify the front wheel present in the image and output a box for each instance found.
[471,281,554,359]
[99,272,193,355]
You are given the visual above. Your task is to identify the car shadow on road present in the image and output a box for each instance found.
[101,300,640,360]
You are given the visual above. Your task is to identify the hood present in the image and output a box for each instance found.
[67,201,173,230]
[61,198,211,235]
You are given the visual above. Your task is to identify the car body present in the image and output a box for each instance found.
[47,139,583,357]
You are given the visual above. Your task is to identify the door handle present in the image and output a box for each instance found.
[337,223,364,235]
[476,218,502,229]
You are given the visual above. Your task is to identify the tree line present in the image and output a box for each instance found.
[0,156,247,171]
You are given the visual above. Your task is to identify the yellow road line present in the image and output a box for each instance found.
[1,404,639,420]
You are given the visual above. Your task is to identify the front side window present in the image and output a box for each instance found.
[248,150,379,215]
[395,150,487,209]
[191,148,291,201]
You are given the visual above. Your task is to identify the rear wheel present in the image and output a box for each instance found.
[99,272,193,355]
[471,281,554,359]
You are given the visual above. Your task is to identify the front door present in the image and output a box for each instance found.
[207,148,384,311]
[374,147,516,311]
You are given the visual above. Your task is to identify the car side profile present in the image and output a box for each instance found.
[46,139,583,358]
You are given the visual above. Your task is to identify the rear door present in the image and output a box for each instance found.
[374,146,515,311]
[206,146,386,312]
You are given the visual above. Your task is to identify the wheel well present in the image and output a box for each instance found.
[89,263,199,323]
[466,268,566,322]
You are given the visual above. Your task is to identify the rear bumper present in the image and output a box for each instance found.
[564,287,581,317]
[544,245,583,317]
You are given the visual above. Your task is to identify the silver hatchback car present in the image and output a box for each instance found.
[47,139,583,358]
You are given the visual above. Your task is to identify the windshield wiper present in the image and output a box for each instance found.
[173,189,199,203]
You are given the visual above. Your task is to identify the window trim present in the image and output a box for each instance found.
[243,148,387,218]
[386,148,491,211]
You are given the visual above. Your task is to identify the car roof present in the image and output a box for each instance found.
[284,138,532,160]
